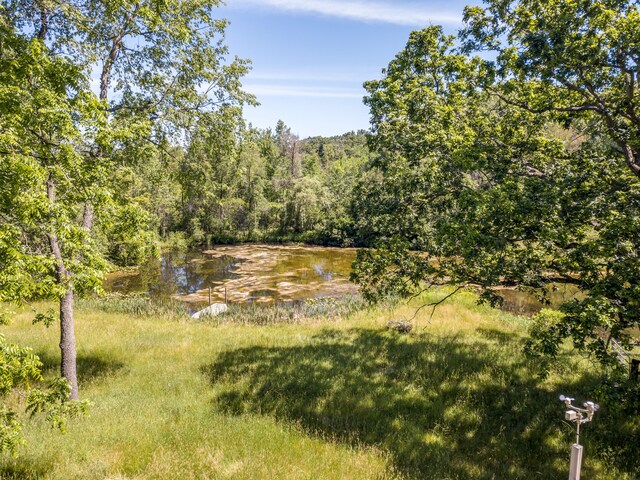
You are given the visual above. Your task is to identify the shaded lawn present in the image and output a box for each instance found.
[1,306,394,480]
[204,327,607,480]
[35,351,127,387]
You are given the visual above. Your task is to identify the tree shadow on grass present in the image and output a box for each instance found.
[0,457,52,480]
[0,354,126,479]
[202,327,605,479]
[36,351,126,386]
[475,327,520,343]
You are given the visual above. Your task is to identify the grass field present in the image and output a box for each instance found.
[1,290,638,479]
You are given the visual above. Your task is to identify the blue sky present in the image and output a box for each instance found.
[220,0,479,138]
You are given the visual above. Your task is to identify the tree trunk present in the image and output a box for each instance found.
[47,176,79,400]
[100,10,136,101]
[82,201,93,229]
[37,5,47,40]
[59,288,79,400]
[623,144,640,179]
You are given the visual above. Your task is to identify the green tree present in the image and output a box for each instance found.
[0,333,88,455]
[308,132,370,245]
[1,0,251,399]
[0,20,90,447]
[461,0,640,178]
[353,14,640,388]
[237,131,267,239]
[0,12,108,400]
[179,108,244,243]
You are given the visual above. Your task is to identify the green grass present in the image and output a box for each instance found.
[1,290,638,479]
[78,294,191,320]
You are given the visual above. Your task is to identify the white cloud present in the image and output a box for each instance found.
[245,83,364,98]
[232,0,462,26]
[246,71,368,83]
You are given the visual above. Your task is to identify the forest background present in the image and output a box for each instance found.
[128,123,375,260]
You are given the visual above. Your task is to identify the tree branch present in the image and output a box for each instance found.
[409,284,467,321]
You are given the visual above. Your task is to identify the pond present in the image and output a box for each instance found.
[104,244,358,308]
[492,283,582,316]
[104,244,578,314]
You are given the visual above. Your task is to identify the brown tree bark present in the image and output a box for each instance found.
[47,176,79,400]
[623,144,640,178]
[59,288,79,400]
[100,10,136,101]
[82,201,93,229]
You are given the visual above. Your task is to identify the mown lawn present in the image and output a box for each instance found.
[1,290,638,479]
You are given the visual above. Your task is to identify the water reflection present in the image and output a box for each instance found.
[104,250,241,299]
[104,245,358,307]
[104,244,580,315]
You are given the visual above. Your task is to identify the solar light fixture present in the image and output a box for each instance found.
[559,394,599,480]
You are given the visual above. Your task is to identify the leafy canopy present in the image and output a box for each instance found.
[353,0,640,388]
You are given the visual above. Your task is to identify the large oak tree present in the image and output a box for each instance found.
[353,0,640,391]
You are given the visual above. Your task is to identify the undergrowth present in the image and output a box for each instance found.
[78,294,191,320]
[209,295,368,325]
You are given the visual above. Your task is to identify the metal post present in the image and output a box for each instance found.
[208,287,211,305]
[224,287,227,304]
[569,444,583,480]
[559,395,598,480]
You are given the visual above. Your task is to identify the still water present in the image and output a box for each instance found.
[104,244,577,314]
[104,245,358,307]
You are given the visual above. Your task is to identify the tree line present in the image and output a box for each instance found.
[126,122,372,256]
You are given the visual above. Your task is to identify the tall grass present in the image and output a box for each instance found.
[209,295,368,326]
[0,290,637,479]
[78,293,191,320]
